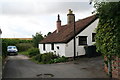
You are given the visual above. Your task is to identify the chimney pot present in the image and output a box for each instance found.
[67,9,75,24]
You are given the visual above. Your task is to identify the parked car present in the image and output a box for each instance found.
[7,46,18,55]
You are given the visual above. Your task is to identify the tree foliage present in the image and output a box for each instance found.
[94,1,120,77]
[94,2,120,58]
[2,39,33,59]
[32,32,44,48]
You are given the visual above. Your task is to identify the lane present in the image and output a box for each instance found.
[3,54,108,78]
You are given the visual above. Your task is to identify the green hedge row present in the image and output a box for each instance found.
[16,43,33,52]
[2,39,33,59]
[2,39,32,46]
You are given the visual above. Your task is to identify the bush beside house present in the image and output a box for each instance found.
[28,48,40,57]
[32,52,68,64]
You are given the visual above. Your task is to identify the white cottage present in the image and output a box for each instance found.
[39,9,99,57]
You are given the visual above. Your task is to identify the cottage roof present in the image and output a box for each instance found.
[40,15,97,44]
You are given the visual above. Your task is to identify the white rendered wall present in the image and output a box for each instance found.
[65,39,74,57]
[65,19,99,57]
[39,43,66,57]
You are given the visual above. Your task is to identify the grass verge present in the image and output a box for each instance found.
[19,51,29,56]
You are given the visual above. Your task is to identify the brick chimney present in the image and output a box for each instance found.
[56,14,61,33]
[67,9,75,24]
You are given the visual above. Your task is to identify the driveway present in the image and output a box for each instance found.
[3,54,108,78]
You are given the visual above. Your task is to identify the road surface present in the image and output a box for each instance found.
[3,54,108,78]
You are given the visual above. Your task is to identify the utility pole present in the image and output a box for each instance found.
[73,14,76,60]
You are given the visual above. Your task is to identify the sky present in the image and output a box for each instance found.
[0,0,95,38]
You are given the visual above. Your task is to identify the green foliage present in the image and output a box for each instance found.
[16,43,33,52]
[33,52,59,64]
[19,51,29,56]
[51,56,68,63]
[28,48,40,57]
[2,39,19,46]
[94,1,120,77]
[33,52,67,64]
[2,39,32,46]
[32,32,44,48]
[2,42,8,59]
[33,54,42,62]
[94,2,120,58]
[2,39,33,58]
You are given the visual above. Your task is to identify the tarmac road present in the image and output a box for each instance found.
[2,54,108,78]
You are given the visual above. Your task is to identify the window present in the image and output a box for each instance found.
[51,43,54,50]
[78,36,87,45]
[92,33,96,42]
[43,44,45,50]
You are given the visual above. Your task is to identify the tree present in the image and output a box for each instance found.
[32,32,44,48]
[93,1,120,77]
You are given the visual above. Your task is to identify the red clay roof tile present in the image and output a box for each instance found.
[40,15,97,44]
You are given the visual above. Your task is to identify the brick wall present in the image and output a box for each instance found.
[104,56,120,79]
[112,57,120,79]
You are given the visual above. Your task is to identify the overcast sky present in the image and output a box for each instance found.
[0,0,95,38]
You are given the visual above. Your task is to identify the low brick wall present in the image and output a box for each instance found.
[112,57,120,78]
[104,56,120,79]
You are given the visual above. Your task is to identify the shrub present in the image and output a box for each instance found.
[28,48,40,57]
[16,43,33,52]
[33,54,42,62]
[33,52,59,64]
[51,56,68,63]
[2,42,8,59]
[33,52,67,64]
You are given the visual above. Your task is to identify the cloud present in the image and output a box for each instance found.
[1,1,93,15]
[0,0,94,38]
[0,15,57,38]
